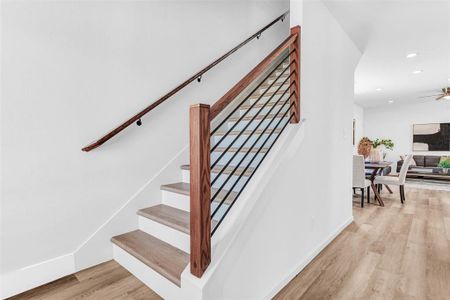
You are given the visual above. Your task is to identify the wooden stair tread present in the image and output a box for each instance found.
[268,72,289,81]
[240,99,286,110]
[227,112,289,122]
[249,89,290,101]
[161,182,237,205]
[138,204,218,234]
[259,80,288,91]
[111,230,189,287]
[181,164,255,177]
[138,204,190,234]
[214,128,282,136]
[161,182,190,196]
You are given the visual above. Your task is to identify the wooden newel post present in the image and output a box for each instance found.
[189,104,211,278]
[290,26,301,124]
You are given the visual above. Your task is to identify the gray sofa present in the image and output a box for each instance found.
[397,155,449,180]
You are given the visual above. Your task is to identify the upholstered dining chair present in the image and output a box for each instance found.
[374,154,413,204]
[353,155,371,207]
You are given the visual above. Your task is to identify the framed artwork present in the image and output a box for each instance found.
[352,119,356,146]
[413,123,450,151]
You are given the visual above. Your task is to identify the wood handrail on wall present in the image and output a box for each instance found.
[189,26,300,278]
[81,11,289,152]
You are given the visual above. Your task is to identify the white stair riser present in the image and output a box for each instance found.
[211,151,264,166]
[266,71,289,83]
[211,201,230,221]
[138,216,190,253]
[211,108,283,135]
[225,114,289,131]
[162,190,190,211]
[181,169,248,191]
[212,132,278,147]
[238,101,288,117]
[212,173,249,191]
[271,71,290,79]
[113,245,184,299]
[182,170,190,183]
[248,92,290,105]
[160,188,232,222]
[256,83,290,95]
[211,153,264,169]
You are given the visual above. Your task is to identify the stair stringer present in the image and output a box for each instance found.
[180,120,306,300]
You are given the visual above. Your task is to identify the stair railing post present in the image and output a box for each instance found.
[290,26,301,123]
[189,104,211,278]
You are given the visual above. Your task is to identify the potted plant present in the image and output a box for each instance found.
[372,138,394,151]
[372,138,394,160]
[438,160,450,174]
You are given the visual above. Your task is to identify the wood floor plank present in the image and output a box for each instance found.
[75,260,121,282]
[45,263,131,300]
[7,275,80,300]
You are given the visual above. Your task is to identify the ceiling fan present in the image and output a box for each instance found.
[420,87,450,101]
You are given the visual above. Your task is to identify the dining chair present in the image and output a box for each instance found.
[374,154,413,204]
[353,155,371,207]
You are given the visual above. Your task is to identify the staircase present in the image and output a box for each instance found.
[110,55,295,298]
[82,12,300,299]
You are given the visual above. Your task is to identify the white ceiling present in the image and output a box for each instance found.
[324,0,450,108]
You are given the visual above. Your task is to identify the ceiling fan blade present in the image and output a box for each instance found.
[435,95,446,100]
[418,94,442,98]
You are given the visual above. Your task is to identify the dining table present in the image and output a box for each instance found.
[365,161,395,207]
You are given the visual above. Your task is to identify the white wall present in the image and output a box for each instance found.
[364,101,450,156]
[353,104,364,153]
[203,1,361,298]
[1,0,289,283]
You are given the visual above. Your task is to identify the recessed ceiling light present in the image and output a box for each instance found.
[406,53,417,58]
[388,100,394,104]
[375,87,382,91]
[412,70,423,74]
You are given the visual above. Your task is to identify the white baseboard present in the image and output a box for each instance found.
[0,253,75,299]
[263,216,354,300]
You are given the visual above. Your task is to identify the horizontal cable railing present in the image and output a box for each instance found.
[209,79,295,197]
[210,73,296,232]
[212,102,295,235]
[81,11,288,152]
[189,25,300,278]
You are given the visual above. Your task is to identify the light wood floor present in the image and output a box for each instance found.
[275,186,450,299]
[9,187,450,300]
[8,260,162,300]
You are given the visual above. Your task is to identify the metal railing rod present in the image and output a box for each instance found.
[211,70,295,169]
[210,50,293,136]
[211,106,295,233]
[211,59,294,152]
[210,86,294,198]
[211,97,294,217]
[210,99,290,213]
[210,81,295,187]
